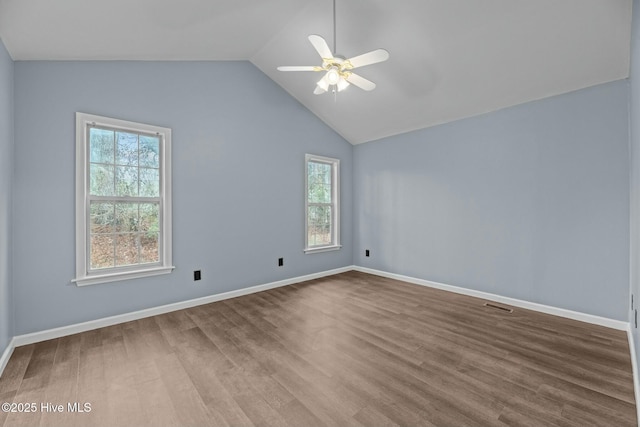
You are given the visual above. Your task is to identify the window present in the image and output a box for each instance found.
[74,113,173,286]
[305,154,341,253]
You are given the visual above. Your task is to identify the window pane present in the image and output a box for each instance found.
[140,233,159,264]
[90,234,115,269]
[308,205,332,246]
[115,203,139,233]
[89,128,114,164]
[90,202,114,234]
[309,162,331,183]
[139,168,160,197]
[308,182,331,203]
[115,233,139,267]
[89,203,160,270]
[308,162,332,203]
[90,164,114,196]
[140,135,160,168]
[139,203,159,233]
[116,132,139,166]
[115,165,139,197]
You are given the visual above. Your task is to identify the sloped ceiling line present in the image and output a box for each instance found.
[0,0,632,144]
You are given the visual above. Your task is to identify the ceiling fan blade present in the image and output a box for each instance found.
[308,34,333,59]
[346,49,389,69]
[277,66,319,72]
[345,73,376,91]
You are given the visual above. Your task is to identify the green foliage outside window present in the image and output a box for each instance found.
[88,127,161,269]
[307,161,333,246]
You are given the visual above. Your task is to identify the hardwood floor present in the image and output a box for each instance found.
[0,271,636,426]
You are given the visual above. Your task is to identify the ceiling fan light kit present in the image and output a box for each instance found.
[277,0,389,95]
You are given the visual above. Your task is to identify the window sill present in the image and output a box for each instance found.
[304,245,342,254]
[73,266,175,287]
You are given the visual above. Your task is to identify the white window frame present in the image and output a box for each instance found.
[73,112,174,286]
[305,154,341,253]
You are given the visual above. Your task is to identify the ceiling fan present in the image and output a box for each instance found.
[277,0,389,95]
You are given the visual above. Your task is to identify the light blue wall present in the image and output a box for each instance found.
[12,61,353,335]
[0,39,13,353]
[354,80,630,320]
[5,52,634,336]
[630,0,640,369]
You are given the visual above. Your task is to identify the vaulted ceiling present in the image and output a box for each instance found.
[0,0,632,144]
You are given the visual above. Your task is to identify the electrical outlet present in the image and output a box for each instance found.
[194,270,201,281]
[365,249,370,257]
[278,258,284,267]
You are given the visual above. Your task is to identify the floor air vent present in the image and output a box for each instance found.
[484,302,513,313]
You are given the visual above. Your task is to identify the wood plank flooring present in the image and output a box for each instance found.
[0,271,636,426]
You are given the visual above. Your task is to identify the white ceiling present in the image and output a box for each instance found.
[0,0,632,144]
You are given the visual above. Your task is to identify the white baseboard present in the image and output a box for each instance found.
[11,266,353,348]
[353,266,629,331]
[1,264,633,381]
[7,264,630,348]
[626,326,640,427]
[0,338,15,378]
